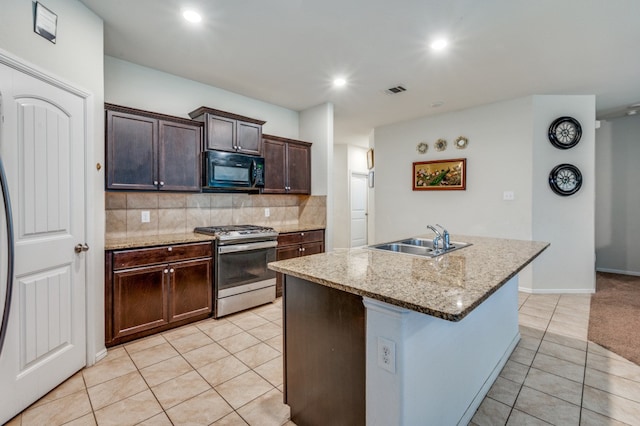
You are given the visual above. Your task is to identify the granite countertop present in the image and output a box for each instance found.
[105,233,216,250]
[268,235,549,321]
[273,224,325,234]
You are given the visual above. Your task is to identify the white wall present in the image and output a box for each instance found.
[531,96,596,292]
[0,0,105,362]
[105,56,299,139]
[595,116,640,275]
[374,97,534,242]
[333,145,349,248]
[300,103,334,249]
[374,95,596,292]
[333,145,368,249]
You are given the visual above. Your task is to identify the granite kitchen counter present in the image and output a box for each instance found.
[105,233,216,250]
[269,234,548,321]
[272,224,325,234]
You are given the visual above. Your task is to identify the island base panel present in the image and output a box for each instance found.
[284,276,365,426]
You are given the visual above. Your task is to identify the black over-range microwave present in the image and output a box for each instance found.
[203,150,265,192]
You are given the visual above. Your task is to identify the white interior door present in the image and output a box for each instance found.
[350,172,368,247]
[0,62,87,423]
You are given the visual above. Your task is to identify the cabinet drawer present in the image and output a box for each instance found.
[277,230,324,246]
[113,242,213,269]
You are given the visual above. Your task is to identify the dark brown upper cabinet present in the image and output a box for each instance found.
[189,106,266,156]
[262,134,312,194]
[105,104,202,192]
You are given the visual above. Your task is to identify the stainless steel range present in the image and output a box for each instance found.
[194,225,278,318]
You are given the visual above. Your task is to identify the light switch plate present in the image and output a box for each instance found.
[503,191,515,201]
[141,210,150,223]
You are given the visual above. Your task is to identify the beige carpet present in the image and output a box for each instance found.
[588,272,640,365]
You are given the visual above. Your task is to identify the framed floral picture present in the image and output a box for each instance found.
[413,158,466,190]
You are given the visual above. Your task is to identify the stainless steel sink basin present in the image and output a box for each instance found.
[371,243,434,256]
[368,237,471,257]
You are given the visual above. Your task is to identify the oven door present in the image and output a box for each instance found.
[216,240,277,298]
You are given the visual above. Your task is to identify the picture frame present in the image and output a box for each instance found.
[34,2,57,43]
[367,149,374,169]
[413,158,466,191]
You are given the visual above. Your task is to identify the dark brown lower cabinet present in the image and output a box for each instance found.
[284,275,366,426]
[105,242,213,347]
[276,229,324,297]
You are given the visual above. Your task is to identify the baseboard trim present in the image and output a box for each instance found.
[596,268,640,277]
[518,287,595,294]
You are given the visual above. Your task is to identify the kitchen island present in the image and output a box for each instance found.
[268,235,548,426]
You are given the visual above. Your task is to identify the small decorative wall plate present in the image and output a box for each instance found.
[435,138,447,151]
[454,136,468,149]
[549,163,582,196]
[416,142,428,154]
[548,116,582,149]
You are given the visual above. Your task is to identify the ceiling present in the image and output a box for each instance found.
[79,0,640,145]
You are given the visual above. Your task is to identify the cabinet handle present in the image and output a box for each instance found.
[154,180,159,185]
[301,232,305,236]
[237,145,242,150]
[301,247,306,252]
[164,269,169,274]
[167,247,173,252]
[159,181,165,187]
[170,268,174,273]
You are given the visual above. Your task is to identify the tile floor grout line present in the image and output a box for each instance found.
[503,298,556,425]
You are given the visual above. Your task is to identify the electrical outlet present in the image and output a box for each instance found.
[264,208,270,217]
[377,337,396,373]
[503,191,515,201]
[141,210,150,223]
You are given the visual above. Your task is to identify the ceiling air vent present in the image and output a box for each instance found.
[385,85,407,95]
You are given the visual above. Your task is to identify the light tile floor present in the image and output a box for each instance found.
[6,293,640,425]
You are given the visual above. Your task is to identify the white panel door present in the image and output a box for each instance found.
[350,173,368,248]
[0,63,87,424]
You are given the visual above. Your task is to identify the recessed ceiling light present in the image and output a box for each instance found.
[430,38,448,51]
[627,110,637,116]
[183,10,202,23]
[333,78,347,88]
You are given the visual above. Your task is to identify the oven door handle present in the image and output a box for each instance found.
[218,240,278,254]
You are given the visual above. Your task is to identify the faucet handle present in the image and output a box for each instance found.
[435,224,450,249]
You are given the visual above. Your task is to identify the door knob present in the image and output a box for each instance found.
[74,243,89,253]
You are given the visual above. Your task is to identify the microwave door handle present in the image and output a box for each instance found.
[251,159,257,187]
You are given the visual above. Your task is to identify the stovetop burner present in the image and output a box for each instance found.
[194,224,278,243]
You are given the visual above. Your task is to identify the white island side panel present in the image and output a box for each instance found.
[364,276,520,425]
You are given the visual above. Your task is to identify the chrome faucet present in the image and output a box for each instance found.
[436,224,450,250]
[426,224,443,251]
[427,224,450,251]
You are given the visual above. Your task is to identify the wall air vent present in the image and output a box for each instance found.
[385,85,407,95]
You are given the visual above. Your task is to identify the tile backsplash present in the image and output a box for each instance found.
[105,192,326,238]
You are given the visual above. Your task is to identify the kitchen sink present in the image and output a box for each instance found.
[368,237,471,257]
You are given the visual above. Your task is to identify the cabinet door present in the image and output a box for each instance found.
[301,241,324,256]
[158,120,201,191]
[169,258,213,322]
[237,121,262,155]
[113,264,169,339]
[287,143,311,194]
[106,110,158,190]
[206,114,236,152]
[262,138,287,194]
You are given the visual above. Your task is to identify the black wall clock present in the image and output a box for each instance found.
[549,164,582,196]
[548,116,582,149]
